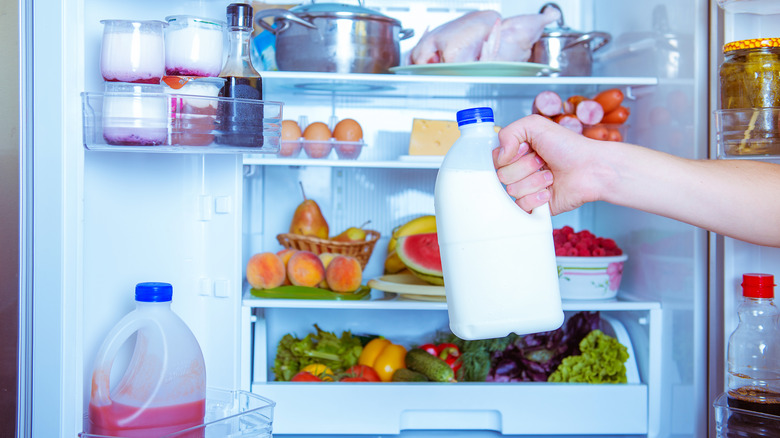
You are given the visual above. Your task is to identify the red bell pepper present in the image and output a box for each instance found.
[418,343,462,373]
[436,343,462,373]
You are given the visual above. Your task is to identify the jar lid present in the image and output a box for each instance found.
[742,273,775,298]
[136,282,173,302]
[724,38,780,53]
[290,2,400,25]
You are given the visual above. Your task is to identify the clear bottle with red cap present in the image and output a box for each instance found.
[726,273,780,416]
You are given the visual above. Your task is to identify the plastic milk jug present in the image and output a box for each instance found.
[88,282,206,437]
[434,107,563,340]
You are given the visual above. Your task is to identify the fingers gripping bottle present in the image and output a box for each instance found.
[88,282,206,437]
[434,107,563,340]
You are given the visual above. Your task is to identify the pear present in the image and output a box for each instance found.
[289,183,329,239]
[332,221,370,242]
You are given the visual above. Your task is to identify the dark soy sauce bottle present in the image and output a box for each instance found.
[216,3,264,147]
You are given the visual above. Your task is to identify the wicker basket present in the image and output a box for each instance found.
[276,230,381,270]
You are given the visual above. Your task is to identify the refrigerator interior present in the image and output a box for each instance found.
[28,0,710,437]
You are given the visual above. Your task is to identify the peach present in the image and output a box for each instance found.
[286,250,326,288]
[325,255,363,292]
[276,248,297,285]
[246,252,286,290]
[318,253,339,288]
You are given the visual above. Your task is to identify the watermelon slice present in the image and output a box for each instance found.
[396,232,443,279]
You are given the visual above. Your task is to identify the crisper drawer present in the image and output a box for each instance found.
[253,382,647,435]
[248,306,652,436]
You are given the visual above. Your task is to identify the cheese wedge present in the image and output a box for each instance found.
[408,118,501,156]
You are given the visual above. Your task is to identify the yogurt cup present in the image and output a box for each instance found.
[163,76,226,146]
[165,15,225,77]
[102,83,168,146]
[100,20,166,84]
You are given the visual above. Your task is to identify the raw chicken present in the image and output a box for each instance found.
[480,7,562,62]
[408,7,562,65]
[409,10,501,64]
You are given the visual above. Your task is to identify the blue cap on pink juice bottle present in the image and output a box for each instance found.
[456,107,494,126]
[135,282,173,302]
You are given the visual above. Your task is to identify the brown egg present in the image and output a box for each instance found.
[333,118,363,142]
[281,120,302,141]
[302,122,332,141]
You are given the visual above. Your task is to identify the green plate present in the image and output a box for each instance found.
[250,285,372,300]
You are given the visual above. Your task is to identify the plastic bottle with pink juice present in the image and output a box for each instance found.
[88,282,206,437]
[434,107,563,340]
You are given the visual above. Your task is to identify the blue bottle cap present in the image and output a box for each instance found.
[456,107,494,126]
[135,282,173,302]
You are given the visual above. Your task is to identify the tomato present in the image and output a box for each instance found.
[301,363,334,381]
[339,376,369,382]
[345,364,381,382]
[291,371,322,382]
[593,88,624,114]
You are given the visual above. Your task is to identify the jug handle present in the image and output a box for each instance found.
[562,31,612,53]
[253,9,316,35]
[90,316,167,409]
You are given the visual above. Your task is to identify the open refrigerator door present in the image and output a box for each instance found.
[25,0,713,437]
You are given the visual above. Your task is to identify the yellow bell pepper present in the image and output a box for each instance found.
[358,337,407,382]
[301,363,334,381]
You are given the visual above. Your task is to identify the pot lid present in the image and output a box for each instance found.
[290,2,400,23]
[539,2,584,37]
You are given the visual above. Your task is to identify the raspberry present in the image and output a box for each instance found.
[592,247,607,256]
[566,247,579,256]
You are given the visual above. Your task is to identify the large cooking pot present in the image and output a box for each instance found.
[255,2,414,74]
[530,3,611,76]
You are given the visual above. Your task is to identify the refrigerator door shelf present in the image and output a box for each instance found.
[81,91,283,154]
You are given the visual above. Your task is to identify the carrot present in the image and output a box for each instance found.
[593,88,624,114]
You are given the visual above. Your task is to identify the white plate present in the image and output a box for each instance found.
[389,61,558,77]
[367,273,445,301]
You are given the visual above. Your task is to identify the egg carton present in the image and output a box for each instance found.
[280,115,367,160]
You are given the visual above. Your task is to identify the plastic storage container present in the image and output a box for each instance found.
[81,388,275,438]
[87,282,207,437]
[100,19,166,84]
[726,273,780,422]
[164,15,225,77]
[433,107,563,340]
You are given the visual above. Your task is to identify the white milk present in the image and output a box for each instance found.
[434,107,563,340]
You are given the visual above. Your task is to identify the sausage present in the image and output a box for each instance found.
[575,100,604,126]
[602,106,630,124]
[606,128,623,142]
[532,91,563,117]
[553,114,583,134]
[564,95,587,114]
[582,125,609,141]
[593,88,624,114]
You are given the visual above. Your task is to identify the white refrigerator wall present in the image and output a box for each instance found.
[29,0,710,437]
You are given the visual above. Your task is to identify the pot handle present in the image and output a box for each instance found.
[562,31,612,53]
[254,8,317,35]
[399,28,415,41]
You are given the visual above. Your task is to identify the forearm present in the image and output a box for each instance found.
[597,142,780,247]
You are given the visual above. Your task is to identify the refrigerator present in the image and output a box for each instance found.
[14,0,779,436]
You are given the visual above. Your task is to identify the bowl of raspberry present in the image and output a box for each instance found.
[553,226,627,300]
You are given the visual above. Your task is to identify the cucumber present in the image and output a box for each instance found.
[391,368,429,382]
[405,348,456,382]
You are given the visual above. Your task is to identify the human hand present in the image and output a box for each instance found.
[493,114,604,215]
